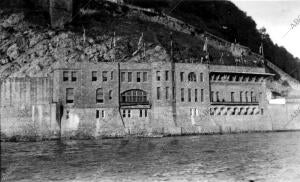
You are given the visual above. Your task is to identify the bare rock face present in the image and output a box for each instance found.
[7,44,19,61]
[2,13,25,28]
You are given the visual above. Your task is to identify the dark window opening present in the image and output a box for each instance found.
[137,72,141,82]
[101,110,105,118]
[109,90,112,100]
[122,110,126,118]
[181,88,184,102]
[96,88,104,103]
[195,89,198,102]
[140,109,143,117]
[102,71,108,82]
[111,71,114,80]
[165,71,169,81]
[188,88,191,102]
[188,72,197,82]
[156,71,161,81]
[200,73,204,82]
[63,71,69,81]
[216,91,220,102]
[201,89,204,102]
[121,90,148,104]
[71,71,77,82]
[157,87,161,100]
[96,110,100,119]
[128,110,131,118]
[66,88,74,104]
[180,72,184,82]
[92,71,97,81]
[66,110,69,119]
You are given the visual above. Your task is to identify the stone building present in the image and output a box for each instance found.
[2,59,285,138]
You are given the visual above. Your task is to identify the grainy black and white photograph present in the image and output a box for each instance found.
[0,0,300,181]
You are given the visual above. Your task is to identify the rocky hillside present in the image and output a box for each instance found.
[0,1,241,78]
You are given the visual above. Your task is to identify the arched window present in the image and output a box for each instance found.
[188,72,197,82]
[121,90,148,104]
[96,88,104,103]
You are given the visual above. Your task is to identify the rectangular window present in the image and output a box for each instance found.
[165,71,169,81]
[128,110,131,118]
[166,87,169,100]
[96,110,99,119]
[261,108,264,115]
[102,71,108,82]
[180,72,184,82]
[71,71,77,82]
[101,110,105,118]
[181,88,184,102]
[250,91,254,102]
[240,91,243,102]
[109,90,112,100]
[156,71,161,81]
[201,89,204,102]
[195,89,198,102]
[66,88,74,104]
[139,109,143,117]
[157,87,161,100]
[143,72,148,82]
[200,73,204,82]
[145,109,148,117]
[128,72,132,82]
[111,71,114,80]
[121,72,126,82]
[245,92,248,102]
[188,88,191,102]
[66,110,69,119]
[96,88,104,103]
[211,91,214,102]
[231,92,235,102]
[63,71,69,81]
[92,71,97,81]
[137,72,141,82]
[122,110,126,118]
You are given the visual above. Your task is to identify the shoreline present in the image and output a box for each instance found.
[2,129,300,143]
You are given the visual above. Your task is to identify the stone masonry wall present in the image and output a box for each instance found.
[0,77,59,138]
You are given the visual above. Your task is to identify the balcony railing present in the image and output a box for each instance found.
[120,101,151,107]
[211,101,259,106]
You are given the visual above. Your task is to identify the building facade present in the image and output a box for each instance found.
[0,61,277,138]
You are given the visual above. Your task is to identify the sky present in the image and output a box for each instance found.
[231,0,300,58]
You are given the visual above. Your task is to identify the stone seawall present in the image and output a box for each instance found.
[0,77,60,140]
[1,76,300,141]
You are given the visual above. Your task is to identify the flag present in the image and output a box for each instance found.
[203,37,208,52]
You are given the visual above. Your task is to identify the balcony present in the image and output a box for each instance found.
[211,101,259,106]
